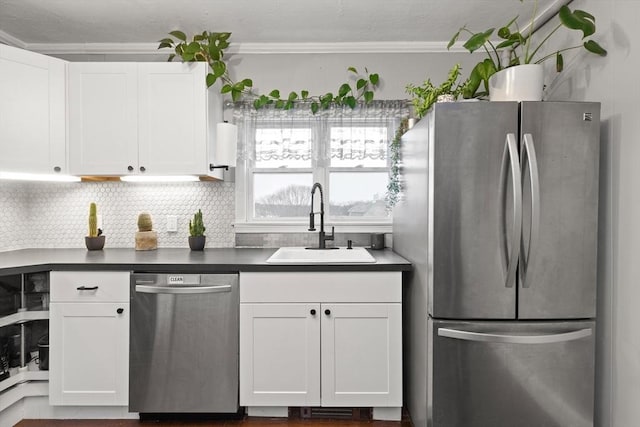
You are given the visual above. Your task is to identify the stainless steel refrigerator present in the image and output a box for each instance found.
[393,101,600,427]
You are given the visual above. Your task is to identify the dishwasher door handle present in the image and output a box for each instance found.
[135,284,232,294]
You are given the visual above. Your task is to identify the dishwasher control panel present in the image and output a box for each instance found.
[167,274,200,285]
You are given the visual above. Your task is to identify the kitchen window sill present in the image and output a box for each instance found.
[233,222,392,234]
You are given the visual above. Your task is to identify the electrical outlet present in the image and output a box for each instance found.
[166,215,178,233]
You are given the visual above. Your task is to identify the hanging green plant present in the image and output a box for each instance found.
[386,117,410,209]
[159,30,380,113]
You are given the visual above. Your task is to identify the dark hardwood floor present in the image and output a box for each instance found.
[16,417,412,427]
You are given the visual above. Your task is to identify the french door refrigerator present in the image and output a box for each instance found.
[393,101,600,427]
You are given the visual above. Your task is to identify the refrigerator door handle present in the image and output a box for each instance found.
[521,133,540,288]
[499,133,522,288]
[438,327,592,344]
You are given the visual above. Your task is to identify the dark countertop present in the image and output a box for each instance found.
[0,248,411,275]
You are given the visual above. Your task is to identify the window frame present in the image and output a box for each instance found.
[234,113,395,234]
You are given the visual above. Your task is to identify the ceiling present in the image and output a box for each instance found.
[0,0,561,53]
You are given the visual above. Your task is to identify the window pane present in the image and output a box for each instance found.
[329,172,389,218]
[253,173,313,218]
[330,127,388,167]
[255,128,312,168]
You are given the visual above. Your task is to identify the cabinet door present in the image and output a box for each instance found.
[240,303,320,406]
[0,45,66,174]
[138,63,207,175]
[321,303,402,406]
[49,302,129,405]
[68,63,138,175]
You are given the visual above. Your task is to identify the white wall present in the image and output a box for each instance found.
[53,51,482,101]
[544,1,638,426]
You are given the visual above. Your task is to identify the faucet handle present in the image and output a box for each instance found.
[326,226,335,241]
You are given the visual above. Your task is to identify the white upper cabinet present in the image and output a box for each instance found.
[0,45,66,174]
[138,63,208,175]
[68,63,138,175]
[69,61,222,177]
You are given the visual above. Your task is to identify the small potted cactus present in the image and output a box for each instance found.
[85,202,105,250]
[188,209,206,251]
[135,212,158,250]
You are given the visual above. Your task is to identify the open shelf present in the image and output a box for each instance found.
[0,379,48,413]
[1,271,50,396]
[0,369,49,394]
[0,310,49,329]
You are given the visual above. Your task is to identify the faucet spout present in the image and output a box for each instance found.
[308,183,334,249]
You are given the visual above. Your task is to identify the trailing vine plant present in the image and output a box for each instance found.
[386,117,410,210]
[159,30,380,113]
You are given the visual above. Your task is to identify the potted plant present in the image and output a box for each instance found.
[85,202,105,250]
[449,1,607,100]
[188,209,206,251]
[406,64,471,119]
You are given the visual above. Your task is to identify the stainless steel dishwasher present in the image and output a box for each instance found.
[129,273,239,414]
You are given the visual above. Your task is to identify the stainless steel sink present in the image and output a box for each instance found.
[266,247,376,264]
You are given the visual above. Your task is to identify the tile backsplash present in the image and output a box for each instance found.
[0,182,31,251]
[0,180,391,252]
[0,180,235,251]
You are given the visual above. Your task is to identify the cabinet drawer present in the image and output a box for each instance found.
[50,271,129,302]
[240,272,401,303]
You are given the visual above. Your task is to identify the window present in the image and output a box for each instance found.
[232,101,408,231]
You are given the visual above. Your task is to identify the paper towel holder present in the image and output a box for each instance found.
[210,121,238,171]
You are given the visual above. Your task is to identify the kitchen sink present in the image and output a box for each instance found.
[266,247,376,264]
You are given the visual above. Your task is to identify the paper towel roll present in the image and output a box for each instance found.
[215,122,238,167]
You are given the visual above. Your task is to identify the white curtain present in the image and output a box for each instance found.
[232,100,409,165]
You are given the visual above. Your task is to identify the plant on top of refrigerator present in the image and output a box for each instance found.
[448,0,607,98]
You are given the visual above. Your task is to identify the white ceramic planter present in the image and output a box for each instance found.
[488,64,544,102]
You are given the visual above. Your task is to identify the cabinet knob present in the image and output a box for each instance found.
[117,308,124,314]
[310,309,316,315]
[139,166,146,172]
[127,165,134,172]
[324,309,331,316]
[53,166,61,173]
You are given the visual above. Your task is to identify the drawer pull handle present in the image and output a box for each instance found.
[310,309,316,315]
[325,309,331,316]
[77,286,98,291]
[117,308,124,314]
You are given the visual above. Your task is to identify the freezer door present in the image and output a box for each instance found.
[431,102,519,319]
[429,318,595,427]
[519,102,600,319]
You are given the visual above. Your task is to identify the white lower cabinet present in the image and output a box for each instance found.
[49,271,129,406]
[321,303,402,407]
[239,272,402,419]
[240,303,321,406]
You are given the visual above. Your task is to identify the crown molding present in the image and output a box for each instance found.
[0,27,467,55]
[0,30,26,48]
[232,41,466,54]
[21,40,466,56]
